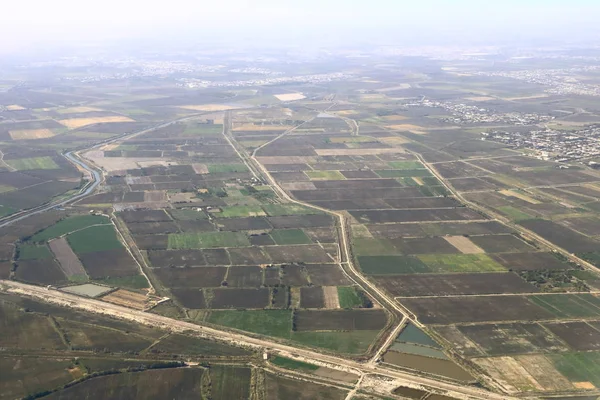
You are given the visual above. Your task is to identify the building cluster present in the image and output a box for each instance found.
[482,126,600,161]
[177,72,352,88]
[403,99,553,125]
[478,66,600,97]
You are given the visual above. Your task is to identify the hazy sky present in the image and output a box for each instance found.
[3,0,599,51]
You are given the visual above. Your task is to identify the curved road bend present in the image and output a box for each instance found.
[0,280,516,400]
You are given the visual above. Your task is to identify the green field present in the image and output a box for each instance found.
[6,156,59,171]
[270,229,312,245]
[210,365,251,400]
[262,204,322,216]
[550,352,600,386]
[528,294,600,318]
[271,356,318,372]
[337,287,363,308]
[18,244,52,260]
[94,275,149,289]
[207,163,249,173]
[30,215,110,242]
[375,169,432,178]
[387,161,426,169]
[353,238,398,256]
[216,205,265,218]
[291,330,380,354]
[498,206,535,221]
[305,170,346,180]
[183,124,223,135]
[578,252,600,268]
[0,205,16,218]
[400,177,420,186]
[168,209,208,220]
[67,225,123,253]
[206,310,292,338]
[168,231,250,249]
[417,254,505,273]
[358,255,430,274]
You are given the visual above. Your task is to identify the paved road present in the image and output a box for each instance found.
[0,280,516,400]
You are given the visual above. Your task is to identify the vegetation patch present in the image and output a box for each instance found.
[168,231,250,249]
[337,287,364,309]
[206,310,293,338]
[291,330,380,354]
[262,204,322,216]
[270,229,312,245]
[216,205,266,218]
[417,254,505,273]
[550,352,600,387]
[528,294,600,318]
[305,170,346,180]
[67,225,123,253]
[6,156,59,170]
[18,244,51,260]
[271,356,318,372]
[30,215,110,242]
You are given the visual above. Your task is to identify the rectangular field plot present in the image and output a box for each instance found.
[374,169,432,178]
[491,252,571,271]
[519,219,600,253]
[401,296,554,324]
[290,330,382,354]
[261,204,323,216]
[30,215,110,242]
[206,310,292,338]
[305,170,346,180]
[549,352,600,387]
[270,229,312,245]
[215,205,266,218]
[294,310,388,331]
[67,225,123,254]
[416,254,506,273]
[305,264,351,286]
[468,234,536,253]
[226,266,263,288]
[78,249,139,279]
[153,266,227,288]
[528,294,600,319]
[6,156,59,170]
[300,286,325,308]
[544,322,600,351]
[392,237,462,255]
[209,365,251,400]
[267,214,333,229]
[119,209,170,223]
[420,221,513,236]
[377,273,538,297]
[443,236,484,254]
[264,245,331,263]
[457,323,569,355]
[49,238,87,279]
[167,231,250,249]
[358,255,429,275]
[349,208,483,224]
[265,373,348,400]
[148,250,207,267]
[211,288,270,309]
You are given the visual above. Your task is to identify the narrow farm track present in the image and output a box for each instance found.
[0,279,517,400]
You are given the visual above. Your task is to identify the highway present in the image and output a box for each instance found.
[0,279,517,400]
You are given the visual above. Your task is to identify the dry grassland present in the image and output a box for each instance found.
[9,128,55,140]
[179,104,243,111]
[102,289,147,310]
[274,93,306,101]
[192,163,209,174]
[314,148,406,156]
[282,182,317,190]
[444,236,485,254]
[504,94,549,101]
[381,115,409,121]
[6,105,25,111]
[57,106,102,114]
[500,190,541,204]
[59,116,134,129]
[323,286,340,309]
[515,355,574,392]
[474,357,544,392]
[334,110,359,116]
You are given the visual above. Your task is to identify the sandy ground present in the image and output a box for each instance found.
[178,104,243,111]
[274,93,306,101]
[101,289,147,310]
[500,190,541,204]
[444,236,485,254]
[6,105,25,111]
[192,163,209,174]
[9,129,55,140]
[282,182,317,190]
[59,116,134,129]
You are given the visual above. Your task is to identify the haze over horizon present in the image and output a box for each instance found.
[3,0,600,54]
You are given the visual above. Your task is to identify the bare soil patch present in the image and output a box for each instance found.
[443,236,485,254]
